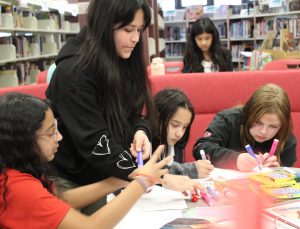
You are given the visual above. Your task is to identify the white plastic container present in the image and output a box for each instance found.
[69,22,80,32]
[0,70,18,88]
[150,57,165,76]
[0,44,16,60]
[23,16,38,29]
[38,19,56,30]
[42,42,57,55]
[30,43,40,56]
[1,13,14,28]
[62,21,70,31]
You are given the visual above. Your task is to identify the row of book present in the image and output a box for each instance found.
[0,33,65,59]
[230,20,253,39]
[256,17,300,39]
[0,60,52,87]
[165,43,185,57]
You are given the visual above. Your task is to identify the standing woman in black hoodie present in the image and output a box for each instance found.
[46,0,156,214]
[46,0,200,215]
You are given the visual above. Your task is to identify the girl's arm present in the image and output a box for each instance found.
[58,179,146,229]
[193,110,241,169]
[162,173,203,195]
[58,177,128,209]
[169,161,214,179]
[58,145,170,229]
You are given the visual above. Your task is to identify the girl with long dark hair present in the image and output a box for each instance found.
[183,17,233,73]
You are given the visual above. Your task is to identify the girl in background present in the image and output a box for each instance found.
[0,93,170,229]
[153,88,214,180]
[193,84,296,171]
[182,17,233,73]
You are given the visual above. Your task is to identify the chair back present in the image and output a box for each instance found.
[147,61,183,76]
[263,59,300,70]
[36,70,48,84]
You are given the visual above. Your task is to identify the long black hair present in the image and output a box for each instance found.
[154,88,195,161]
[183,17,229,73]
[76,0,155,144]
[0,93,52,213]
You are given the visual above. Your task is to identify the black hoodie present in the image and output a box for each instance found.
[46,29,151,185]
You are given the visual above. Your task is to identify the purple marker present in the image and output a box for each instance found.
[137,151,143,167]
[206,186,221,201]
[245,144,262,170]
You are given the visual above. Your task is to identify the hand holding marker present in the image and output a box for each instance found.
[245,144,262,170]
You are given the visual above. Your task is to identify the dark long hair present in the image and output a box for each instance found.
[154,88,195,161]
[183,17,229,73]
[0,93,52,213]
[76,0,155,144]
[240,84,293,163]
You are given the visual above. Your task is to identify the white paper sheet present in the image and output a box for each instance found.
[209,167,272,180]
[108,185,187,212]
[113,185,186,229]
[115,209,182,229]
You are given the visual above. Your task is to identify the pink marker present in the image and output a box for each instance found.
[264,139,279,163]
[200,191,215,206]
[269,139,279,157]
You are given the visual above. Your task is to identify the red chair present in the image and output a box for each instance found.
[147,61,183,76]
[262,59,300,70]
[36,70,48,84]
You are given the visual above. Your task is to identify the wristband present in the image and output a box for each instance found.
[134,176,152,193]
[134,173,155,185]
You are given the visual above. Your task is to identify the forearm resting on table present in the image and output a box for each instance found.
[88,180,146,228]
[58,180,146,229]
[60,177,129,209]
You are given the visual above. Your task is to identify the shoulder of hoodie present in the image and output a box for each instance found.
[217,107,243,122]
[55,36,81,66]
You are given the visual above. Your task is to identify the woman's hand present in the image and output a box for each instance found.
[131,130,152,160]
[236,153,259,171]
[162,173,204,195]
[259,153,280,167]
[128,145,170,184]
[194,160,214,178]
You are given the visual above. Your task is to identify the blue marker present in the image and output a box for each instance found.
[137,151,143,167]
[245,144,262,170]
